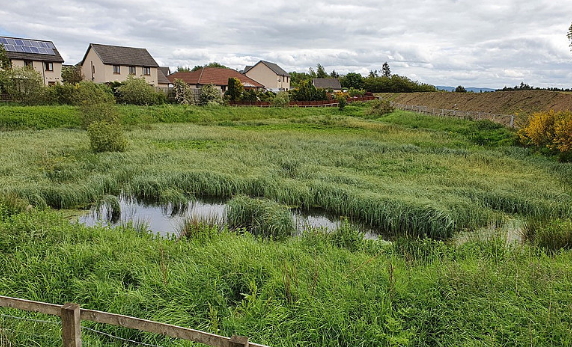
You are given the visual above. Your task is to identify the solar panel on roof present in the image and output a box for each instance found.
[1,37,57,55]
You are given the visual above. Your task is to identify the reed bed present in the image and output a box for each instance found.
[1,104,570,239]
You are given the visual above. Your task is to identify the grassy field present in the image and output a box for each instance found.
[1,103,572,346]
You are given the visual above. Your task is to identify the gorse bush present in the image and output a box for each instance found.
[518,110,572,161]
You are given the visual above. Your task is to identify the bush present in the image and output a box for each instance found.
[518,110,572,161]
[87,120,128,153]
[0,67,45,104]
[337,95,347,110]
[80,102,120,129]
[199,84,223,106]
[117,76,166,105]
[367,99,394,117]
[272,91,290,107]
[72,81,115,106]
[172,79,198,105]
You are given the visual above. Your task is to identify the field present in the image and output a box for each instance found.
[384,90,572,115]
[1,102,572,346]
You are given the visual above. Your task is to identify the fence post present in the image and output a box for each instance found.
[230,335,249,347]
[61,303,82,347]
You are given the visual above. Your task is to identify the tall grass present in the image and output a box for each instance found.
[1,105,570,239]
[1,209,572,346]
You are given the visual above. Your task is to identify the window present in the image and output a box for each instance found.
[129,66,136,75]
[142,67,150,75]
[113,65,120,74]
[44,62,53,71]
[24,60,33,68]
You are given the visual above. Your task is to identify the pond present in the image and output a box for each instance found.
[78,197,379,239]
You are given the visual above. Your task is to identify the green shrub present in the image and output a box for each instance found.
[226,195,295,240]
[337,95,347,110]
[72,81,115,106]
[367,99,394,117]
[80,102,120,129]
[199,84,223,106]
[117,76,166,105]
[0,67,45,105]
[272,91,290,107]
[87,121,128,153]
[0,193,29,220]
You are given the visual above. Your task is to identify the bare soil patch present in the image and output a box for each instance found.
[382,90,572,115]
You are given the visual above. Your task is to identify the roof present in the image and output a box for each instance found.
[312,78,342,90]
[168,67,264,88]
[80,43,159,67]
[245,60,290,77]
[0,36,64,63]
[158,67,171,85]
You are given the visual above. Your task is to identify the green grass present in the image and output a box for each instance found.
[0,104,570,239]
[1,103,572,345]
[1,210,572,346]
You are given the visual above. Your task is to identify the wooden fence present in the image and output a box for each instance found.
[392,103,517,128]
[0,295,269,347]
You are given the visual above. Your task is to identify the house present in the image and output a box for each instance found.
[0,36,64,85]
[312,78,342,92]
[167,67,264,93]
[79,43,160,86]
[243,60,290,92]
[157,66,172,90]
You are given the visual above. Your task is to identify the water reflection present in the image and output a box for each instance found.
[79,197,378,239]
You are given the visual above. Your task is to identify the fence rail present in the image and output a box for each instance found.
[392,103,517,128]
[0,295,269,347]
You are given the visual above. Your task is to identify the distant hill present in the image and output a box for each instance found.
[436,86,497,93]
[382,90,572,115]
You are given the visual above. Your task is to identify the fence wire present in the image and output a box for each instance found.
[0,311,177,347]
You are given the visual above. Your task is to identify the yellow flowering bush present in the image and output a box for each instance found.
[518,110,572,161]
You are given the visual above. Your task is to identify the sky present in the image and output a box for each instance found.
[1,0,572,89]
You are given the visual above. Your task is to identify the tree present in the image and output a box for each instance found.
[177,66,191,72]
[330,70,339,79]
[192,62,230,71]
[316,64,328,78]
[0,44,11,70]
[1,67,44,104]
[568,23,572,49]
[455,85,467,93]
[199,84,223,105]
[61,65,83,84]
[382,62,391,77]
[117,75,165,105]
[225,77,244,101]
[340,72,364,90]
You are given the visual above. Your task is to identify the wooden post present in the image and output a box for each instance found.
[61,303,82,347]
[229,335,249,347]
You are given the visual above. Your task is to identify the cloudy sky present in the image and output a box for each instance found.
[1,0,572,89]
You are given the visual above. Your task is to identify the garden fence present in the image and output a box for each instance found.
[0,295,269,347]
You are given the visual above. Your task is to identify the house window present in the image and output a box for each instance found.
[142,67,151,75]
[113,65,121,74]
[129,66,136,75]
[44,62,53,71]
[48,81,56,86]
[24,60,33,68]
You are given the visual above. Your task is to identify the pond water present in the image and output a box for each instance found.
[78,197,379,239]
